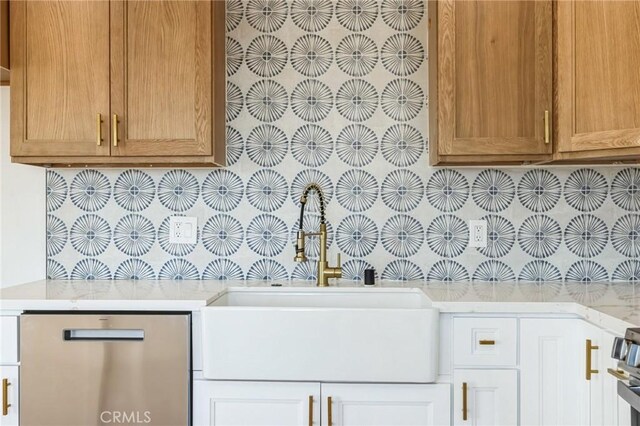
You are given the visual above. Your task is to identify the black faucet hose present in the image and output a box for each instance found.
[298,183,326,231]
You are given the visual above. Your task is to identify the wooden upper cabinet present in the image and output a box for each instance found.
[10,0,226,166]
[429,0,553,165]
[1,0,9,84]
[555,0,640,161]
[10,0,111,157]
[111,0,213,158]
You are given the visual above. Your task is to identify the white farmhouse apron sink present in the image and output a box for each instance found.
[201,287,439,383]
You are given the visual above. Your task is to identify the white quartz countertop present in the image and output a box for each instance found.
[1,279,639,333]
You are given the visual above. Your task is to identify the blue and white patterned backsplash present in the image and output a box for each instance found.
[45,0,640,283]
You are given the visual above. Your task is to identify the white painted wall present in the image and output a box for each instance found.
[0,87,46,288]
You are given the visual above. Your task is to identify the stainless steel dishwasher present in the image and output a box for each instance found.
[20,312,191,426]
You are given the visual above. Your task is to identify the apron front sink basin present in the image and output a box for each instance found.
[201,287,439,383]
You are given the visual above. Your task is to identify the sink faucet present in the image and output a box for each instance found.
[294,183,342,287]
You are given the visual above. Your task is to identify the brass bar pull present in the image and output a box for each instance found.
[308,395,313,426]
[544,110,550,144]
[112,114,119,147]
[96,113,103,146]
[2,378,10,416]
[479,339,495,346]
[608,368,629,381]
[327,396,333,426]
[586,339,600,380]
[462,382,468,421]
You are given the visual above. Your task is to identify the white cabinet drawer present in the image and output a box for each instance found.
[0,317,18,364]
[453,318,517,367]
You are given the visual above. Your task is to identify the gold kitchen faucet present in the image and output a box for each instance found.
[294,183,342,287]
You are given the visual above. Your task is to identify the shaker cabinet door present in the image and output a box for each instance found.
[110,0,214,158]
[0,366,18,426]
[453,369,517,426]
[10,0,111,157]
[520,318,589,426]
[320,383,450,426]
[430,0,553,164]
[193,380,320,426]
[556,0,640,160]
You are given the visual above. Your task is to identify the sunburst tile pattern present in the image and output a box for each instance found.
[46,1,638,282]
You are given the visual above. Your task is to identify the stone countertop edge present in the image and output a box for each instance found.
[0,279,638,334]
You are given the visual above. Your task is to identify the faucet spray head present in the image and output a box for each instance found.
[294,230,308,263]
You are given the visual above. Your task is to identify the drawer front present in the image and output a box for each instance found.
[453,318,517,367]
[0,316,18,364]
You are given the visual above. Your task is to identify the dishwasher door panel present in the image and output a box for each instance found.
[20,313,190,426]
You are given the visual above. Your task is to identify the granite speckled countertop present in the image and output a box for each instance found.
[1,279,638,333]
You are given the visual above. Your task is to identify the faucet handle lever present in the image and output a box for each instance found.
[336,253,341,267]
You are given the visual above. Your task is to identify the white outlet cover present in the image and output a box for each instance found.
[169,216,198,244]
[469,220,487,248]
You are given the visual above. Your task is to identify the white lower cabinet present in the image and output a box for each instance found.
[452,370,517,426]
[590,328,617,426]
[193,316,627,426]
[520,318,589,426]
[618,393,632,426]
[0,366,18,426]
[321,383,450,426]
[193,381,450,426]
[520,318,626,426]
[193,380,320,426]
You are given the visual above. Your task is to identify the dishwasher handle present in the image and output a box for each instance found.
[63,329,145,341]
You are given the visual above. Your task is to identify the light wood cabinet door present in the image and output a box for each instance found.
[10,0,111,157]
[430,0,553,165]
[1,0,9,84]
[321,383,450,426]
[453,369,517,426]
[110,0,214,158]
[556,1,640,160]
[193,380,320,426]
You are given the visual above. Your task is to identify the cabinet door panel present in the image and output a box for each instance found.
[557,1,640,156]
[590,328,618,426]
[619,394,632,426]
[110,0,212,157]
[193,381,320,426]
[321,383,450,426]
[520,319,589,426]
[453,369,517,426]
[436,0,552,157]
[0,366,19,426]
[10,0,111,157]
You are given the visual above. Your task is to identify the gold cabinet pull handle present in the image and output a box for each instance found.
[308,395,313,426]
[96,113,103,146]
[327,396,333,426]
[544,110,550,144]
[462,382,468,421]
[479,339,495,346]
[607,368,629,381]
[586,339,600,380]
[2,378,10,416]
[112,114,119,147]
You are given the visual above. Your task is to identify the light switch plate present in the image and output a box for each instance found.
[469,220,487,248]
[169,216,197,244]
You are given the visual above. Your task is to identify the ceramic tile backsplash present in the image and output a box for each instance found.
[45,0,640,282]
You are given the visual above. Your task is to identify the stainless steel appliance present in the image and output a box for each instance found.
[611,328,640,426]
[20,312,191,426]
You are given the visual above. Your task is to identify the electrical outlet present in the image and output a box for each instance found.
[469,220,487,248]
[169,216,197,244]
